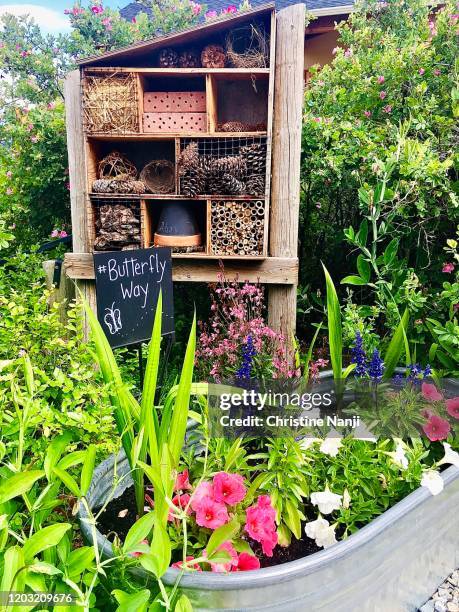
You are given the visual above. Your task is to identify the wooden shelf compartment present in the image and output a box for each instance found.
[87,132,268,140]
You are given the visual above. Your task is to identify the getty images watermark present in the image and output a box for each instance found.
[207,378,459,440]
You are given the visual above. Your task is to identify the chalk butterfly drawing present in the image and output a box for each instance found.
[104,302,122,335]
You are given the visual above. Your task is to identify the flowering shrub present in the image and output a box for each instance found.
[196,277,297,381]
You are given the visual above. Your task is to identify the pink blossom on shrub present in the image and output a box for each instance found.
[363,110,371,117]
[442,262,455,273]
[195,496,229,529]
[383,105,392,113]
[60,230,68,238]
[422,382,443,402]
[175,469,192,491]
[190,481,215,511]
[434,68,441,76]
[419,68,425,75]
[171,556,202,571]
[6,188,13,196]
[245,495,278,557]
[168,494,191,521]
[213,472,246,505]
[222,5,237,14]
[51,229,59,238]
[91,5,104,14]
[205,10,218,19]
[377,75,385,84]
[207,540,238,572]
[446,397,459,420]
[423,414,451,441]
[379,90,387,99]
[6,171,12,179]
[190,1,202,15]
[233,552,260,571]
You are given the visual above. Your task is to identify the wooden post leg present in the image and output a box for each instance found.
[268,3,305,344]
[42,260,76,324]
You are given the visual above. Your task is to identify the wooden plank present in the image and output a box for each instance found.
[64,70,97,336]
[206,74,218,133]
[83,67,271,76]
[136,74,145,133]
[88,193,267,201]
[87,131,267,141]
[78,6,275,66]
[64,253,298,284]
[268,4,305,340]
[206,199,212,255]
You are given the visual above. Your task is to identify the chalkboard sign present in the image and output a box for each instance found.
[93,247,174,348]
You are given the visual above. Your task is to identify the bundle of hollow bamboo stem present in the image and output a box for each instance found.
[210,200,264,256]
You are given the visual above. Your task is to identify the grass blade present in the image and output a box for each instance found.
[322,265,342,382]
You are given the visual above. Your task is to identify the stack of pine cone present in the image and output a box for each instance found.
[94,204,141,251]
[178,142,266,197]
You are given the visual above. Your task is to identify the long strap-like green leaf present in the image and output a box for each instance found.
[322,264,343,382]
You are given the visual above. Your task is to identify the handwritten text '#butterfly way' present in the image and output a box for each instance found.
[107,254,167,284]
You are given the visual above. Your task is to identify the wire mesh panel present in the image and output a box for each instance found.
[91,198,142,251]
[82,72,139,134]
[210,199,265,256]
[178,136,267,197]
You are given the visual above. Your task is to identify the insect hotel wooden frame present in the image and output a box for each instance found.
[64,2,305,338]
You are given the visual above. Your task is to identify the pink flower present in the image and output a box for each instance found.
[168,494,191,521]
[175,469,192,491]
[233,552,260,571]
[48,102,56,110]
[344,48,352,57]
[59,230,68,238]
[190,1,202,15]
[205,9,218,19]
[379,91,387,100]
[195,497,229,529]
[446,397,459,420]
[27,124,34,132]
[434,69,441,76]
[213,472,246,505]
[422,382,443,402]
[383,105,392,113]
[207,540,238,572]
[171,556,202,571]
[419,68,425,75]
[130,539,149,557]
[132,17,137,23]
[6,188,13,196]
[190,481,214,511]
[332,47,340,55]
[442,262,455,273]
[51,229,59,238]
[102,17,112,29]
[364,110,371,117]
[377,75,385,84]
[31,136,39,143]
[423,415,451,442]
[245,496,278,557]
[6,171,12,179]
[222,5,237,13]
[91,5,104,14]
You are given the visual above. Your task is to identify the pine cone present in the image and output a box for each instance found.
[222,173,246,195]
[219,121,247,132]
[158,48,179,68]
[178,142,200,173]
[181,173,203,197]
[241,143,266,175]
[211,155,247,177]
[246,175,265,195]
[201,44,226,68]
[179,49,200,68]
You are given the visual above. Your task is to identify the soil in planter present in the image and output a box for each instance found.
[97,486,322,567]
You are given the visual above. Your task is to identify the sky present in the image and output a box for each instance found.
[0,0,125,33]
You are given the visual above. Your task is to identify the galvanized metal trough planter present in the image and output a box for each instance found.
[80,450,459,612]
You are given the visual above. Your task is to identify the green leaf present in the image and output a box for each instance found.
[323,265,342,382]
[123,511,156,554]
[167,314,196,469]
[28,562,62,576]
[356,218,368,246]
[428,343,438,363]
[206,517,239,559]
[383,238,399,265]
[357,255,371,283]
[383,309,409,379]
[65,547,95,577]
[341,275,367,286]
[52,467,81,498]
[174,595,193,612]
[80,445,96,496]
[57,451,86,471]
[44,432,74,482]
[0,546,25,593]
[23,524,71,561]
[284,499,302,539]
[149,520,171,578]
[112,589,151,612]
[0,470,44,504]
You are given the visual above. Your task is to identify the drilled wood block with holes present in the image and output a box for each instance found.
[144,92,206,113]
[143,113,207,133]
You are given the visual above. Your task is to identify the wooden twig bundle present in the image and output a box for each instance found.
[140,160,175,194]
[83,73,139,133]
[226,25,269,69]
[92,178,146,194]
[98,151,138,180]
[211,200,265,256]
[94,203,141,250]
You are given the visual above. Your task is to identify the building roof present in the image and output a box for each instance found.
[120,0,353,22]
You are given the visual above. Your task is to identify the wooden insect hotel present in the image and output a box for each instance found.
[64,2,305,337]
